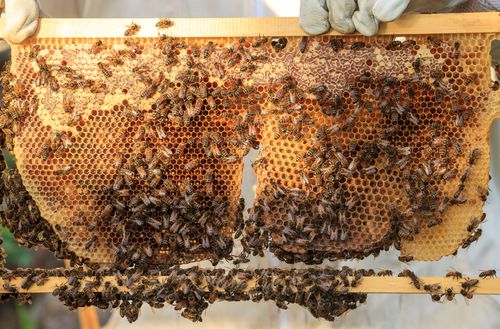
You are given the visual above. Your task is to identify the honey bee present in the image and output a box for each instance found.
[184,159,200,172]
[452,41,461,59]
[48,76,60,92]
[430,70,445,80]
[386,40,402,50]
[330,38,344,52]
[445,269,463,280]
[399,269,421,289]
[66,113,82,126]
[461,279,479,289]
[84,235,98,251]
[462,229,482,248]
[124,22,141,36]
[398,255,414,262]
[377,269,393,277]
[252,37,268,48]
[90,40,105,54]
[97,62,112,78]
[478,269,496,278]
[466,217,482,233]
[271,37,288,52]
[54,165,73,175]
[477,185,489,201]
[423,283,441,293]
[62,97,74,113]
[468,148,480,165]
[203,41,215,58]
[465,73,478,85]
[427,36,442,47]
[156,18,174,29]
[223,155,238,163]
[299,36,308,53]
[29,44,41,59]
[350,41,366,50]
[204,170,215,195]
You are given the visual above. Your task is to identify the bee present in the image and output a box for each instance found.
[398,255,414,262]
[29,44,41,59]
[351,41,366,50]
[84,235,98,251]
[156,18,174,29]
[202,41,215,58]
[223,155,238,163]
[462,229,482,248]
[424,283,442,293]
[465,73,478,85]
[466,217,482,233]
[350,272,363,287]
[299,36,308,53]
[252,37,269,48]
[97,62,112,78]
[330,38,344,52]
[124,22,141,36]
[377,269,393,277]
[184,159,200,172]
[445,270,463,280]
[62,97,74,113]
[462,279,479,290]
[427,36,442,47]
[452,41,461,59]
[400,269,421,289]
[437,196,450,214]
[271,37,288,52]
[476,185,488,202]
[48,76,60,92]
[90,40,104,54]
[479,269,496,278]
[491,81,500,91]
[430,70,445,80]
[444,288,455,301]
[204,170,214,195]
[468,148,480,165]
[54,165,73,175]
[386,40,402,50]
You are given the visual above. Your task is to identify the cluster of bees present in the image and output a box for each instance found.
[1,265,497,322]
[0,266,370,322]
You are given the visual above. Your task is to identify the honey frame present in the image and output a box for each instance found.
[0,13,500,296]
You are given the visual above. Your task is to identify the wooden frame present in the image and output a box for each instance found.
[0,13,498,40]
[0,13,499,298]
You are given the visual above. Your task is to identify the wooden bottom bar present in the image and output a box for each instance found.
[1,276,499,295]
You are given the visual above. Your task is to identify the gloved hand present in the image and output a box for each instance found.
[300,0,470,36]
[1,0,39,44]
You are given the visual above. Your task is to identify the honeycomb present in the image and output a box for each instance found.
[2,31,499,266]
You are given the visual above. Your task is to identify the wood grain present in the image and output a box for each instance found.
[0,13,498,41]
[1,276,499,295]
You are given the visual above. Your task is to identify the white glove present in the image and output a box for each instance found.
[2,0,39,44]
[300,0,468,36]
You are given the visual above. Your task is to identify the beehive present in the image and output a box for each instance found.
[2,18,499,266]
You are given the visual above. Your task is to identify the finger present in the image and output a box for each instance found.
[352,0,378,36]
[372,0,410,22]
[352,11,379,36]
[5,0,39,44]
[326,0,356,34]
[300,0,331,35]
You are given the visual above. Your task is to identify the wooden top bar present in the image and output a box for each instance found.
[0,13,498,41]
